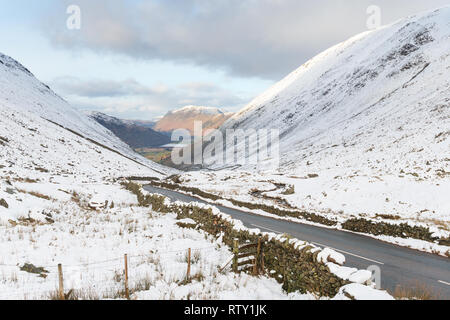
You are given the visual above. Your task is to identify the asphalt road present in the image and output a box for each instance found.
[144,184,450,299]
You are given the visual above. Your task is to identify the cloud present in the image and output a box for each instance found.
[42,0,450,79]
[53,77,168,98]
[51,77,244,119]
[51,77,167,97]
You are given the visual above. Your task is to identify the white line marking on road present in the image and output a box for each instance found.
[251,224,282,234]
[250,223,385,265]
[312,241,385,265]
[438,280,450,286]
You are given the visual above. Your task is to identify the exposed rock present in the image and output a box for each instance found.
[20,263,49,278]
[0,198,8,208]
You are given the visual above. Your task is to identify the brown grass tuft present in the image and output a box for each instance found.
[392,282,442,300]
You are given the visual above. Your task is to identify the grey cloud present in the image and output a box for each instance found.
[51,77,165,97]
[42,0,450,79]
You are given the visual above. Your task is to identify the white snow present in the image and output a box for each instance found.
[177,218,197,225]
[195,7,450,236]
[0,182,298,300]
[0,52,173,177]
[1,177,391,300]
[172,106,224,116]
[326,263,372,285]
[176,171,450,256]
[0,51,393,300]
[333,283,395,300]
[317,248,346,266]
[140,187,393,295]
[5,5,447,299]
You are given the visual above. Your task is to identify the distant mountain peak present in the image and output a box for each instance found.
[169,105,224,116]
[155,106,233,136]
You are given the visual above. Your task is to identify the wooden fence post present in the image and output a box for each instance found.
[260,241,265,275]
[253,237,262,276]
[186,248,191,282]
[124,254,130,300]
[232,239,239,273]
[58,264,64,300]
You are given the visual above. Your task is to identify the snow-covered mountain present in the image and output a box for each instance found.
[155,106,233,136]
[0,52,173,179]
[0,53,304,301]
[186,7,450,233]
[0,54,390,301]
[211,6,449,179]
[89,112,171,149]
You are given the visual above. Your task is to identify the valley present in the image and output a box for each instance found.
[1,4,449,301]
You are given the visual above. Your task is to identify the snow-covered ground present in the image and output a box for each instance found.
[0,51,393,300]
[2,6,447,300]
[0,178,393,300]
[0,180,300,300]
[0,52,300,299]
[176,170,450,256]
[189,7,450,248]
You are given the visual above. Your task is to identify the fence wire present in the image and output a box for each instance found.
[0,244,229,300]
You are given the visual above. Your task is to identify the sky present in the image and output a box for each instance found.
[1,0,448,120]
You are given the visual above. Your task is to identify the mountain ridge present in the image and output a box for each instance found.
[209,6,449,179]
[0,52,173,177]
[89,112,171,149]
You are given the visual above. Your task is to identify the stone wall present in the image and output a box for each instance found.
[123,181,360,297]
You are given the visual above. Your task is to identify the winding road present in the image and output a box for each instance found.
[144,184,450,299]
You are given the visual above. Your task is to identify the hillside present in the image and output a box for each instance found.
[181,7,450,249]
[0,51,179,223]
[154,106,233,136]
[216,6,449,175]
[90,112,171,149]
[0,53,173,178]
[0,53,389,300]
[0,53,301,300]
